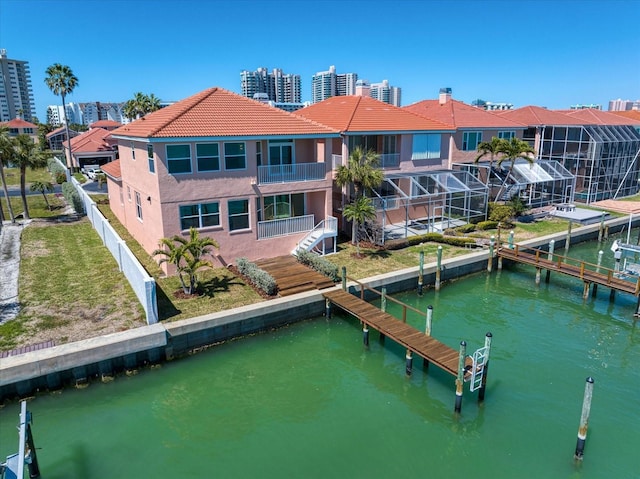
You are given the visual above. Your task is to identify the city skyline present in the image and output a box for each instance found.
[1,0,638,121]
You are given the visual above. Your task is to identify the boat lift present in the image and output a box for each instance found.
[0,401,40,479]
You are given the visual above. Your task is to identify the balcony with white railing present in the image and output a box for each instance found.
[257,214,315,240]
[257,163,327,185]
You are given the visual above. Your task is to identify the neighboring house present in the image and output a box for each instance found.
[296,96,486,240]
[405,92,575,207]
[88,120,122,131]
[498,106,640,203]
[45,125,80,151]
[1,118,39,143]
[609,110,640,134]
[63,127,118,170]
[107,87,341,272]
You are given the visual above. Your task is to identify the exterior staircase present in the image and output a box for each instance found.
[292,216,338,255]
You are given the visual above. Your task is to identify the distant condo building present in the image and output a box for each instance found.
[0,49,36,122]
[46,102,83,126]
[240,67,301,103]
[355,79,402,106]
[80,102,126,125]
[609,98,640,111]
[311,65,358,103]
[570,104,602,110]
[471,99,514,111]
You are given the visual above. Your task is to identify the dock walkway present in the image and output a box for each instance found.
[323,289,460,376]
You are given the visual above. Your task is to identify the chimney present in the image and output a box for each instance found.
[439,87,452,105]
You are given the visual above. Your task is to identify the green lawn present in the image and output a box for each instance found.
[2,167,54,186]
[2,194,66,220]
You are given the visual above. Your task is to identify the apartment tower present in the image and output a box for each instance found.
[0,49,36,122]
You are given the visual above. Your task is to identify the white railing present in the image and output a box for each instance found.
[330,153,399,169]
[257,214,315,239]
[257,163,326,184]
[294,216,338,254]
[332,154,344,169]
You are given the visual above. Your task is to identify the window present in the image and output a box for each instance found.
[262,193,304,220]
[179,202,220,230]
[268,140,293,166]
[166,144,192,174]
[147,144,155,173]
[462,131,482,151]
[228,199,249,231]
[412,134,441,159]
[196,143,219,172]
[131,142,136,160]
[256,142,262,166]
[498,131,515,140]
[383,135,397,154]
[127,186,131,202]
[135,192,143,220]
[224,142,246,170]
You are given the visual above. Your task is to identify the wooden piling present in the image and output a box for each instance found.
[425,305,433,336]
[546,239,555,283]
[591,284,598,298]
[596,250,603,273]
[454,341,466,413]
[598,212,605,242]
[418,251,424,296]
[381,286,387,313]
[583,282,590,299]
[363,323,369,347]
[488,236,495,273]
[435,246,442,291]
[536,268,541,285]
[565,222,572,253]
[508,230,514,250]
[405,350,413,376]
[325,298,331,318]
[574,377,594,461]
[342,266,347,291]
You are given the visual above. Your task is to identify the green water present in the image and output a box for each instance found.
[1,235,639,478]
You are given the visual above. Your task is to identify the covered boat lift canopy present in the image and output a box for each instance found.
[370,170,488,242]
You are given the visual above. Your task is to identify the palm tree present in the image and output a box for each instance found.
[30,181,54,210]
[335,146,384,244]
[14,134,47,220]
[153,228,219,295]
[0,126,16,223]
[494,137,536,202]
[123,92,162,120]
[475,136,505,186]
[44,64,78,179]
[343,196,377,256]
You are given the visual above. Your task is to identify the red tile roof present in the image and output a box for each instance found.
[46,126,67,138]
[90,120,121,128]
[111,87,339,138]
[69,128,114,154]
[558,108,640,126]
[404,99,526,129]
[297,96,454,132]
[2,118,38,129]
[609,110,640,123]
[496,106,585,125]
[101,159,121,180]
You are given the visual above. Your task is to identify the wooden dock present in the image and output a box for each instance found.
[255,255,336,296]
[497,244,640,296]
[323,289,461,376]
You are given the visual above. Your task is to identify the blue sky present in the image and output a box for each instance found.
[1,0,639,120]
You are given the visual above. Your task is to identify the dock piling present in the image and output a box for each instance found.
[435,246,442,291]
[425,305,433,336]
[363,323,369,347]
[508,230,514,250]
[574,377,594,461]
[565,222,572,253]
[488,236,495,272]
[418,251,424,296]
[598,212,605,242]
[596,250,603,273]
[342,266,347,291]
[381,286,387,312]
[454,341,466,413]
[405,350,413,376]
[325,298,331,318]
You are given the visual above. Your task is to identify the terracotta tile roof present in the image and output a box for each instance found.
[2,118,38,129]
[296,96,454,132]
[45,126,67,138]
[90,120,121,128]
[404,99,526,129]
[496,106,585,125]
[69,128,115,154]
[558,108,640,126]
[609,110,640,123]
[101,159,121,180]
[111,87,339,138]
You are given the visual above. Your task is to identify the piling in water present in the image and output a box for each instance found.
[435,246,442,291]
[454,341,466,413]
[574,377,594,461]
[488,236,494,273]
[565,222,572,253]
[425,305,433,336]
[418,251,424,296]
[363,323,369,347]
[405,350,413,376]
[381,287,387,313]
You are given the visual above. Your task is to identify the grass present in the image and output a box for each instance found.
[3,194,66,220]
[2,167,53,186]
[0,219,146,351]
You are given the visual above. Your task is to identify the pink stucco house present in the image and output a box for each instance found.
[105,87,341,272]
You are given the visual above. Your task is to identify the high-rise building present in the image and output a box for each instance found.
[354,79,402,106]
[609,99,640,111]
[570,104,602,110]
[0,49,36,122]
[311,65,358,103]
[46,102,83,126]
[240,67,301,103]
[471,99,514,110]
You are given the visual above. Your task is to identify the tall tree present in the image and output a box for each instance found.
[123,92,162,120]
[0,126,16,223]
[335,146,384,243]
[343,196,377,256]
[14,134,47,220]
[153,228,219,295]
[494,137,536,202]
[30,181,54,210]
[44,63,78,179]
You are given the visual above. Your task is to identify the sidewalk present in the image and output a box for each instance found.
[0,221,28,324]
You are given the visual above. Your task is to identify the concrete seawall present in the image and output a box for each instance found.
[0,216,635,401]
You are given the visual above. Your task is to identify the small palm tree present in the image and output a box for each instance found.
[495,137,536,202]
[153,228,219,295]
[335,146,384,243]
[123,92,162,120]
[343,196,377,257]
[475,136,505,186]
[30,181,54,210]
[44,63,78,177]
[0,126,16,223]
[14,135,47,220]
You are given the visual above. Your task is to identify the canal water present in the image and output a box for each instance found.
[1,234,639,478]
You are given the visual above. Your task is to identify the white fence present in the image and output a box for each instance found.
[71,177,159,324]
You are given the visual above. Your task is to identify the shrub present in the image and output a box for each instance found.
[235,257,277,296]
[296,250,339,281]
[488,203,515,222]
[55,172,67,185]
[455,224,476,234]
[47,157,66,177]
[385,232,476,250]
[507,196,527,216]
[61,182,84,214]
[477,220,500,231]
